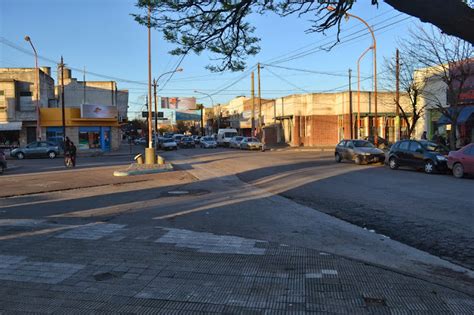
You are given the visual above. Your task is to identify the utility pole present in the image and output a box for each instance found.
[257,63,262,139]
[60,56,66,140]
[153,78,158,135]
[349,69,353,139]
[395,48,401,142]
[145,4,155,164]
[83,66,86,105]
[251,71,255,137]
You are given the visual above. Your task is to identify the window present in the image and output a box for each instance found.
[409,142,423,152]
[338,140,346,147]
[19,91,34,111]
[466,146,474,156]
[0,90,5,111]
[398,141,409,151]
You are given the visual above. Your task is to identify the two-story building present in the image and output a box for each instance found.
[0,67,55,148]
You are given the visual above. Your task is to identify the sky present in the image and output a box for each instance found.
[0,0,420,119]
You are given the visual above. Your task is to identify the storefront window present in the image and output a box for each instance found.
[79,127,100,150]
[0,131,20,148]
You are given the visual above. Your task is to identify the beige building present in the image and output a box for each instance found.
[207,91,413,147]
[0,67,55,147]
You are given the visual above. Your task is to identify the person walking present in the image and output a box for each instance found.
[421,131,427,140]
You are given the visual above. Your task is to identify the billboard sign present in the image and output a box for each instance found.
[161,97,196,110]
[81,104,118,119]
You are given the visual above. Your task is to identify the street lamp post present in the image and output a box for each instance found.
[194,90,214,136]
[153,69,183,135]
[24,36,41,141]
[328,6,378,145]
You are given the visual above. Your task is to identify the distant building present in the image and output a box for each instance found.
[0,67,55,147]
[40,67,128,152]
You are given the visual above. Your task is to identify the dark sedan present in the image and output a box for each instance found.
[179,137,195,148]
[388,140,448,174]
[335,140,385,164]
[448,143,474,178]
[10,141,60,160]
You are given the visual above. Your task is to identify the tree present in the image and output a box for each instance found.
[404,26,474,149]
[133,0,474,72]
[383,50,428,139]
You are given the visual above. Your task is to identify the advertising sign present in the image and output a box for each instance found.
[161,97,196,110]
[81,104,118,119]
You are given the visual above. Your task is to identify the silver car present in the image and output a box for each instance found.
[229,136,244,149]
[10,141,60,159]
[335,139,385,165]
[240,137,263,150]
[200,136,217,149]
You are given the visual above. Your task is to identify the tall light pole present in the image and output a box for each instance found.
[145,4,155,164]
[328,6,378,145]
[194,90,214,136]
[154,68,183,134]
[24,36,41,141]
[357,46,373,139]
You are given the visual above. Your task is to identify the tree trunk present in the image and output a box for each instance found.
[384,0,474,44]
[449,121,457,150]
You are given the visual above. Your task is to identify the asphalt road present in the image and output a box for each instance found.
[163,147,474,271]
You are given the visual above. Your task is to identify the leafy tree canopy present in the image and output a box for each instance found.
[133,0,474,72]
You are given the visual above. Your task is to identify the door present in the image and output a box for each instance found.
[408,141,425,168]
[26,127,36,144]
[37,142,50,157]
[396,141,410,166]
[24,142,39,157]
[463,145,474,173]
[344,141,355,160]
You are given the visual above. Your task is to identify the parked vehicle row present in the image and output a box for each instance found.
[335,138,474,178]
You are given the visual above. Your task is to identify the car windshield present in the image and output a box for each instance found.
[353,140,374,148]
[163,139,173,143]
[234,137,243,141]
[203,137,214,141]
[225,132,237,138]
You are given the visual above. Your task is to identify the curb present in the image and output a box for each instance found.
[113,163,174,176]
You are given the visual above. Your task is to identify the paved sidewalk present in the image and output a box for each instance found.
[0,222,472,314]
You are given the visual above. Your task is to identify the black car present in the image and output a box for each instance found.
[179,137,195,148]
[388,140,448,174]
[335,140,385,164]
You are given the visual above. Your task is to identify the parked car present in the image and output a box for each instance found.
[217,128,238,147]
[134,137,146,145]
[179,137,195,148]
[192,135,201,144]
[240,137,263,150]
[388,140,448,174]
[10,141,60,160]
[335,139,385,164]
[0,149,7,174]
[447,143,474,178]
[159,138,178,151]
[229,136,244,149]
[172,134,184,145]
[200,136,217,149]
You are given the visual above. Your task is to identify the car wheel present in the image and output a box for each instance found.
[16,152,25,160]
[424,160,435,174]
[452,163,464,178]
[48,151,57,159]
[389,157,398,170]
[354,155,362,165]
[335,153,342,163]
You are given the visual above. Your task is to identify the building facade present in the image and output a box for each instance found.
[0,67,55,147]
[40,67,129,152]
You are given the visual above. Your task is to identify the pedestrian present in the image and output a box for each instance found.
[421,131,427,140]
[70,141,77,167]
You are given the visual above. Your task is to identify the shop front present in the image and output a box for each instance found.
[40,107,119,152]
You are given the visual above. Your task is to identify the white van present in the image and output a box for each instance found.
[217,128,238,147]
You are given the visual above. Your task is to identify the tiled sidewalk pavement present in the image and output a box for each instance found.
[0,222,473,314]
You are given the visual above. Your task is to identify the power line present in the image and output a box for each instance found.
[264,67,311,93]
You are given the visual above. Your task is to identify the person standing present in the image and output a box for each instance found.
[421,131,427,140]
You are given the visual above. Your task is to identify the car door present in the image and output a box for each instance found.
[408,141,424,168]
[463,145,474,173]
[38,142,50,157]
[396,141,410,166]
[24,142,38,157]
[336,140,345,157]
[344,141,355,160]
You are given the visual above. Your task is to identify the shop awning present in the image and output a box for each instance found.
[437,106,474,125]
[0,122,22,131]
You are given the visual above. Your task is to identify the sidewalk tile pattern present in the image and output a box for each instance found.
[0,224,473,314]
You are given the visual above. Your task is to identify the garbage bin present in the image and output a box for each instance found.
[134,153,144,165]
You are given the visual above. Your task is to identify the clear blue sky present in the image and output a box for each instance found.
[1,0,419,118]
